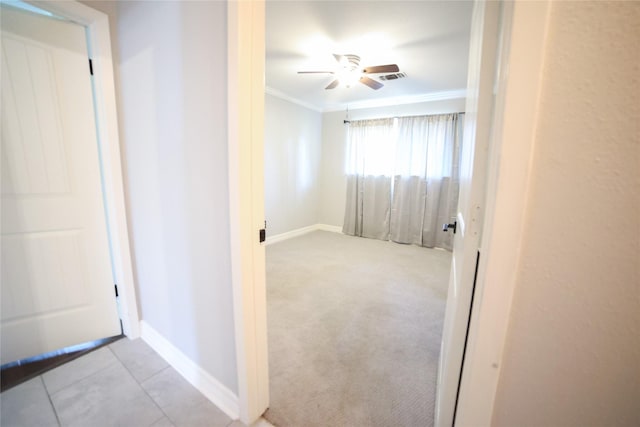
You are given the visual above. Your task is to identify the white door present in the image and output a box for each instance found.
[1,5,121,364]
[435,2,501,426]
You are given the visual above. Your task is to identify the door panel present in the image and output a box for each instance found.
[435,1,501,425]
[1,5,120,364]
[1,37,70,195]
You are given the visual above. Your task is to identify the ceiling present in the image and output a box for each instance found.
[265,1,474,112]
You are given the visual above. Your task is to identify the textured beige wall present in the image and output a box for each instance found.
[492,2,640,425]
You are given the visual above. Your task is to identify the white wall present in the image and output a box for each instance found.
[492,2,640,425]
[318,98,466,228]
[89,1,238,394]
[264,94,322,236]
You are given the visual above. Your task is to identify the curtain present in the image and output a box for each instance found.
[343,118,395,240]
[343,113,462,250]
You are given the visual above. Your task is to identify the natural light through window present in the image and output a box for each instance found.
[345,114,461,179]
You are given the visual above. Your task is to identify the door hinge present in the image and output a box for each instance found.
[88,58,94,75]
[114,284,119,297]
[259,220,267,243]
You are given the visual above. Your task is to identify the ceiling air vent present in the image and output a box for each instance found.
[379,72,406,81]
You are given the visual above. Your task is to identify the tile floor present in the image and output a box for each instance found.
[0,338,262,427]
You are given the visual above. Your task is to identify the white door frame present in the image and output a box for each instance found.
[454,2,551,423]
[229,0,551,425]
[227,1,269,424]
[25,0,141,339]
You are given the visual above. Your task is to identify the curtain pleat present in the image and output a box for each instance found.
[343,175,392,240]
[390,175,427,245]
[342,174,361,236]
[361,175,391,240]
[422,177,458,250]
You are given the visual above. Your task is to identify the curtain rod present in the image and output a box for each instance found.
[343,111,465,124]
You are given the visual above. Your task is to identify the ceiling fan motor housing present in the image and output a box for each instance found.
[299,54,400,90]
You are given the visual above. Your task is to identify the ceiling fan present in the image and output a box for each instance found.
[298,54,400,90]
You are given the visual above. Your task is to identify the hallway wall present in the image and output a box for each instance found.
[493,2,640,424]
[86,0,238,395]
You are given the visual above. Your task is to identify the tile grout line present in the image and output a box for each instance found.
[135,363,232,426]
[108,342,169,384]
[44,359,121,426]
[44,351,121,399]
[138,369,174,427]
[127,354,238,426]
[40,376,62,427]
[108,346,175,427]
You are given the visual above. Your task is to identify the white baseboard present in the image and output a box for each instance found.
[266,223,342,245]
[139,321,239,420]
[315,224,342,234]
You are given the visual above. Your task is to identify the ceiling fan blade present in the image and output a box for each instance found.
[325,79,340,90]
[298,71,334,74]
[360,76,383,90]
[362,64,400,74]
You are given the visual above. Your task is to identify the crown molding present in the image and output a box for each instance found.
[322,89,467,112]
[265,87,467,114]
[265,86,323,112]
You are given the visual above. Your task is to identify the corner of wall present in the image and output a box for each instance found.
[140,321,239,420]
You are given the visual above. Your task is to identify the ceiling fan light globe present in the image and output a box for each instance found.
[300,52,395,91]
[343,72,361,88]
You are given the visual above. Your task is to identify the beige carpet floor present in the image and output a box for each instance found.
[263,231,451,427]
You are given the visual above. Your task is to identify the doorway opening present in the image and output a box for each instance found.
[234,1,547,424]
[265,4,480,422]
